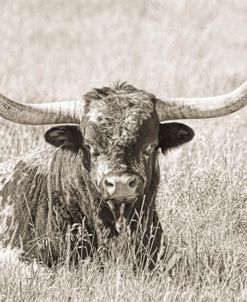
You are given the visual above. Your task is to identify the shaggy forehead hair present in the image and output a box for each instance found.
[83,83,159,151]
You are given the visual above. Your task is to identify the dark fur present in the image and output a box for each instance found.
[0,83,194,269]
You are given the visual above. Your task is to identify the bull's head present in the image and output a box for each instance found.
[44,84,195,204]
[0,81,246,205]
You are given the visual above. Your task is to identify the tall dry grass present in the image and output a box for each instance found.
[0,0,246,301]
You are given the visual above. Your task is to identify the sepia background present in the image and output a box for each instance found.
[0,0,246,301]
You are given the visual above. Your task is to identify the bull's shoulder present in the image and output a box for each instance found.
[0,148,55,188]
[0,147,90,204]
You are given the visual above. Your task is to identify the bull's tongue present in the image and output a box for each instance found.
[107,201,128,233]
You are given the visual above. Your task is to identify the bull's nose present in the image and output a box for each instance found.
[102,173,143,200]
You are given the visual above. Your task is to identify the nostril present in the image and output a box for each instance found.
[104,178,114,188]
[128,176,138,188]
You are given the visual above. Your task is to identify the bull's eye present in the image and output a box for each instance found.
[142,142,157,158]
[85,144,91,152]
[90,147,100,158]
[85,144,100,157]
[91,149,100,157]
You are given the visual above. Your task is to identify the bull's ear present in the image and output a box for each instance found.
[44,126,82,151]
[159,122,194,154]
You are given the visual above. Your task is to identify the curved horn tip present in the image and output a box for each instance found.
[157,80,247,121]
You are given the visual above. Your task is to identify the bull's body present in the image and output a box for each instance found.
[0,145,165,268]
[0,82,246,269]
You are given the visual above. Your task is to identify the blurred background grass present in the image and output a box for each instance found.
[0,0,246,98]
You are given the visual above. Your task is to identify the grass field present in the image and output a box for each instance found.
[0,0,246,301]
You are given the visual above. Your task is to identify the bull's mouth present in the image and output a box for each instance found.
[107,195,140,204]
[106,197,137,234]
[106,194,146,234]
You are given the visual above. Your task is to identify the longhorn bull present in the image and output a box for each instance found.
[0,82,246,268]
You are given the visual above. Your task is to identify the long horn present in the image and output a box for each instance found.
[0,94,82,124]
[156,81,247,121]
